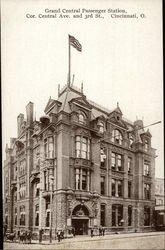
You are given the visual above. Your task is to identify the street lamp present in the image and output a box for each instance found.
[49,176,54,243]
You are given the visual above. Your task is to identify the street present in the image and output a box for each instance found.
[4,231,165,250]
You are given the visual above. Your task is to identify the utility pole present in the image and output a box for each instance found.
[49,176,54,243]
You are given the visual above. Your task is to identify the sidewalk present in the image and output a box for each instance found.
[31,231,165,245]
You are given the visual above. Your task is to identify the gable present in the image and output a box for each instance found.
[69,96,92,110]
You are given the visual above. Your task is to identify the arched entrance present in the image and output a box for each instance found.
[72,205,89,235]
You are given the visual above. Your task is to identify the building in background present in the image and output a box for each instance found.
[3,83,156,237]
[154,178,165,230]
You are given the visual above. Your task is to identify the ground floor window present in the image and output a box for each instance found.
[14,207,17,225]
[100,204,106,226]
[20,206,25,225]
[144,207,150,226]
[35,204,39,226]
[112,205,123,226]
[128,206,132,226]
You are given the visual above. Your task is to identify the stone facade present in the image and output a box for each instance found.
[3,84,156,236]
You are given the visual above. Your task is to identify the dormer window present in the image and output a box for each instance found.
[112,129,123,145]
[78,112,86,125]
[98,122,104,133]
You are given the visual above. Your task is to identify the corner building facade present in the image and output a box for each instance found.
[4,85,156,236]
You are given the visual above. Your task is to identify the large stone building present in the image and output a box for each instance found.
[3,83,156,237]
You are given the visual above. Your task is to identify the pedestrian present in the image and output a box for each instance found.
[57,231,61,242]
[72,227,75,237]
[102,227,105,236]
[99,227,102,236]
[91,228,94,237]
[60,230,64,240]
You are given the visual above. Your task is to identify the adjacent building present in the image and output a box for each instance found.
[3,83,156,236]
[154,178,165,230]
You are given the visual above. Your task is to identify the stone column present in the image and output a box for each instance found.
[80,168,82,190]
[123,155,128,198]
[87,170,90,191]
[75,168,79,190]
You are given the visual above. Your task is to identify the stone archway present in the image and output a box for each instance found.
[72,204,90,235]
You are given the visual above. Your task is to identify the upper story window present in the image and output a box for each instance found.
[144,183,150,200]
[128,157,132,174]
[75,136,90,159]
[144,139,149,152]
[111,179,123,197]
[33,146,40,170]
[20,160,26,176]
[100,147,106,168]
[100,176,105,195]
[19,182,26,199]
[75,168,90,191]
[144,161,150,176]
[44,137,54,159]
[78,113,86,125]
[112,129,123,145]
[111,152,123,171]
[98,122,104,133]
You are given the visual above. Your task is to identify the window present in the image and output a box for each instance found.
[46,198,50,227]
[144,161,150,176]
[33,146,40,170]
[14,207,17,225]
[78,113,85,124]
[20,206,25,226]
[144,207,150,226]
[34,181,40,197]
[111,153,123,171]
[99,122,104,133]
[101,176,105,195]
[111,153,116,170]
[118,181,122,197]
[100,147,106,167]
[112,129,123,145]
[112,205,123,226]
[44,137,54,159]
[75,168,90,191]
[144,139,149,152]
[128,206,132,226]
[117,155,122,171]
[111,179,123,197]
[144,183,150,200]
[20,160,26,176]
[46,212,50,227]
[19,182,26,199]
[100,204,105,226]
[35,204,39,226]
[82,170,87,190]
[128,182,132,198]
[75,136,90,159]
[112,179,115,196]
[128,157,132,174]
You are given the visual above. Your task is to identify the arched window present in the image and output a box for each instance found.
[78,113,86,124]
[99,122,104,133]
[112,129,123,145]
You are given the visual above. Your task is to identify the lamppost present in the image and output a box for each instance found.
[49,176,54,243]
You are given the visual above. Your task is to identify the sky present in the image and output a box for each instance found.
[2,0,163,178]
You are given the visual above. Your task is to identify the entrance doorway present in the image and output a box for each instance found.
[72,218,88,235]
[72,205,89,235]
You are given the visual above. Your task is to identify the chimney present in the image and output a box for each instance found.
[17,113,24,136]
[26,102,34,126]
